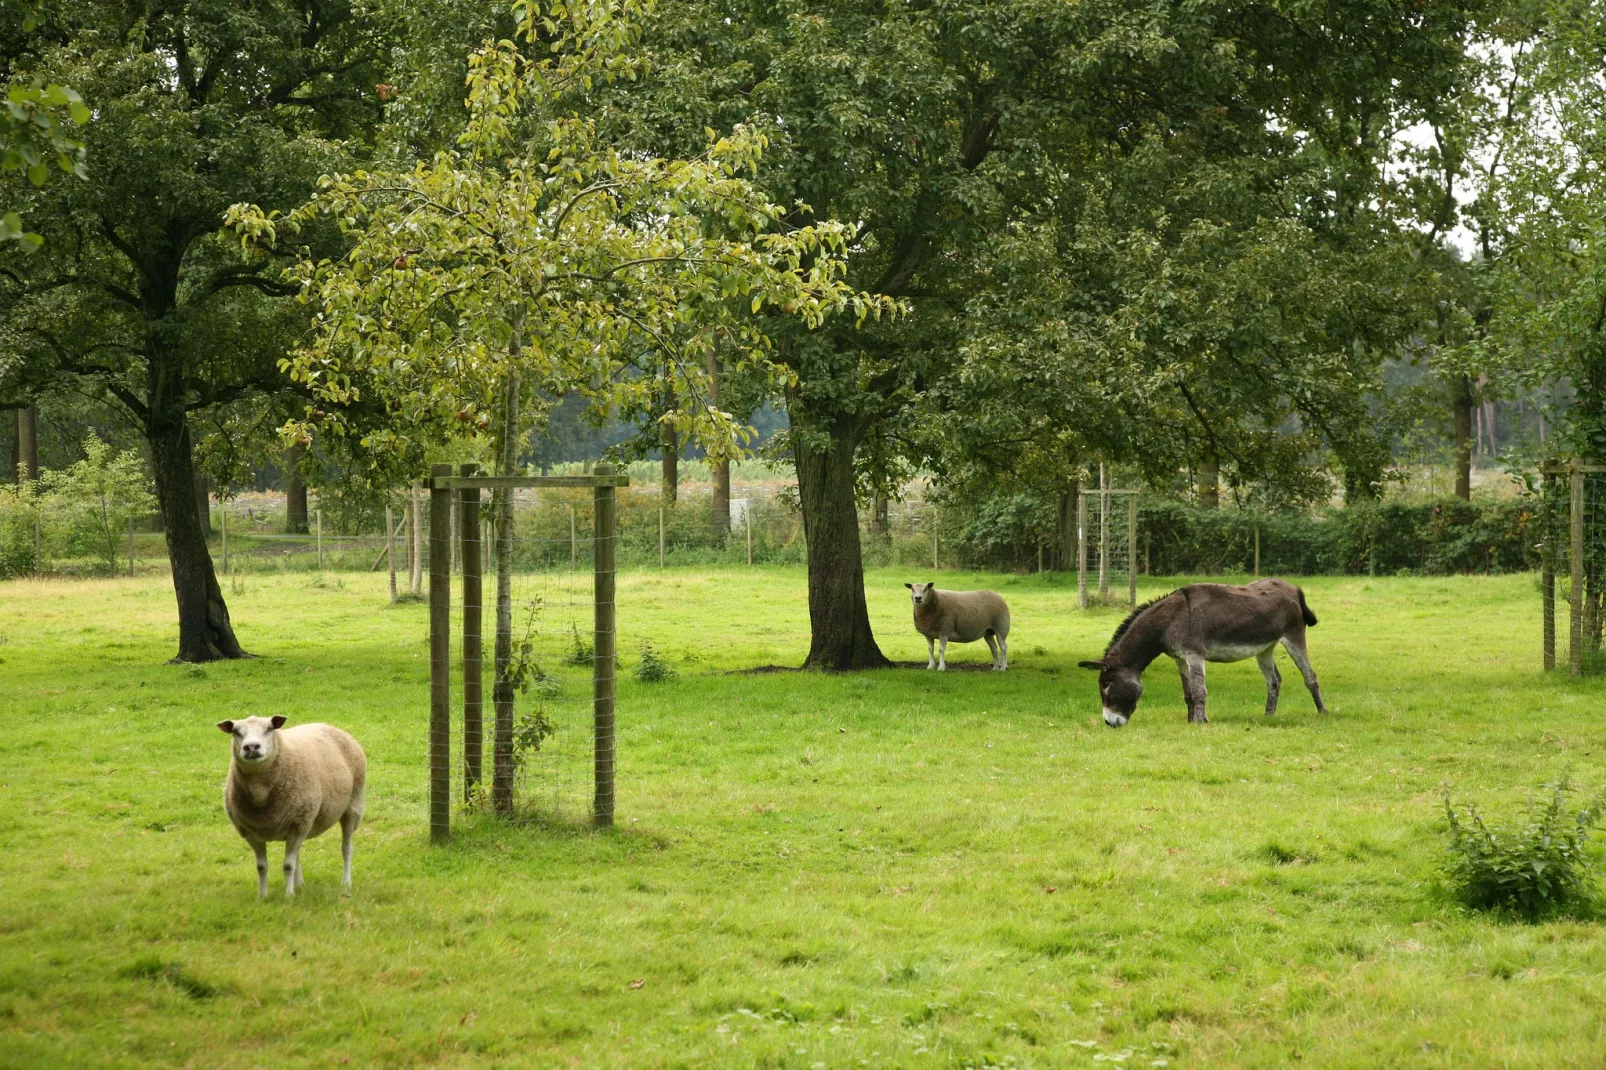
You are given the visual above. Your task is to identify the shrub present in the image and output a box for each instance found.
[1443,778,1606,920]
[634,640,676,683]
[36,436,156,574]
[0,481,41,577]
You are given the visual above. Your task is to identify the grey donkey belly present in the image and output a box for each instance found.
[1201,640,1277,663]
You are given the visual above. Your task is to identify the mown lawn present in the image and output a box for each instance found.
[3,567,1606,1068]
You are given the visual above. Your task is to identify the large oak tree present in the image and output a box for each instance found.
[0,0,388,659]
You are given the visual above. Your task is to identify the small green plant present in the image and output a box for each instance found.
[562,622,592,666]
[512,708,556,767]
[1443,777,1606,920]
[634,640,676,683]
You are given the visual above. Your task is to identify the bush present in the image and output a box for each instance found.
[1443,778,1606,920]
[634,640,676,683]
[36,436,156,574]
[0,482,41,577]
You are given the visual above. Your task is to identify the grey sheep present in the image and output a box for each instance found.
[905,582,1011,671]
[217,715,367,899]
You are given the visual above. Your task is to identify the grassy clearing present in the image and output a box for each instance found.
[3,568,1606,1067]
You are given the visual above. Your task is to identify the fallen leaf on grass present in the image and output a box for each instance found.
[628,978,645,990]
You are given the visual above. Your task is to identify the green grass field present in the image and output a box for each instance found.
[3,568,1606,1067]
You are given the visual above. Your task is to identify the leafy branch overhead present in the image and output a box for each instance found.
[1,81,90,250]
[227,0,897,463]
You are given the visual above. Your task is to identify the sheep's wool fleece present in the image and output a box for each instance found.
[914,589,1010,643]
[225,724,366,843]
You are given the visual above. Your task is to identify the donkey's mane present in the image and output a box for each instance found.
[1103,589,1182,656]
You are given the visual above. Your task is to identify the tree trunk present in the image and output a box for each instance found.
[18,403,38,481]
[1197,458,1219,509]
[1453,374,1473,500]
[284,443,308,533]
[492,370,520,814]
[194,472,212,537]
[870,493,889,538]
[793,413,889,670]
[7,408,20,482]
[149,410,248,661]
[1056,480,1079,571]
[661,383,678,505]
[708,351,730,543]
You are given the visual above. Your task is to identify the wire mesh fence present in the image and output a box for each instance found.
[1078,484,1138,609]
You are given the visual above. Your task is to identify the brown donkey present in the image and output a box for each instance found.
[1079,578,1328,727]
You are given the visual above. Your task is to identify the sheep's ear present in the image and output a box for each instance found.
[903,583,913,589]
[1077,660,1105,671]
[269,715,288,730]
[216,720,235,734]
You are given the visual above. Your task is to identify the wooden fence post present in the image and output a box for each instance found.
[428,464,453,843]
[128,515,135,577]
[1128,493,1138,607]
[1253,523,1261,578]
[315,508,323,570]
[746,505,752,565]
[659,505,665,567]
[221,505,229,575]
[593,463,617,828]
[1077,493,1088,610]
[460,463,483,801]
[1543,467,1556,671]
[1098,463,1109,600]
[385,505,398,603]
[1571,459,1585,676]
[570,504,577,571]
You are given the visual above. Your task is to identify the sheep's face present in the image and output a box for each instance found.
[218,715,288,766]
[904,582,937,608]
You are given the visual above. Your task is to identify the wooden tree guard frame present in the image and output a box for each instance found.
[1540,460,1606,676]
[426,463,629,842]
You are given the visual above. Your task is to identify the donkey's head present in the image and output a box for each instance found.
[1078,660,1143,727]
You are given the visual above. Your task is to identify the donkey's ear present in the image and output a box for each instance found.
[1077,660,1105,671]
[269,715,288,729]
[217,720,235,734]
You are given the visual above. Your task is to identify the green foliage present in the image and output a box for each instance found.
[562,621,593,667]
[0,477,41,576]
[512,708,557,767]
[633,640,675,683]
[32,436,155,575]
[1443,778,1606,921]
[227,0,892,471]
[0,80,88,250]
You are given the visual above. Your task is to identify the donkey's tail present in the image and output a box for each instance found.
[1298,588,1318,627]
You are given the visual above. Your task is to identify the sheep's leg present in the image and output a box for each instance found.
[926,635,936,670]
[1280,635,1328,713]
[251,840,269,900]
[340,810,359,892]
[1257,647,1281,717]
[984,633,1000,670]
[937,636,948,671]
[998,634,1008,671]
[283,833,306,898]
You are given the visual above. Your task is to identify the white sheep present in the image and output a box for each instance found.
[905,582,1011,671]
[217,715,367,899]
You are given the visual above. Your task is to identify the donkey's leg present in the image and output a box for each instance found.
[1185,653,1209,723]
[1280,635,1328,713]
[984,632,1000,670]
[1172,656,1194,717]
[1257,647,1282,717]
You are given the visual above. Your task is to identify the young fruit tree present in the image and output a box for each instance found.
[228,0,892,811]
